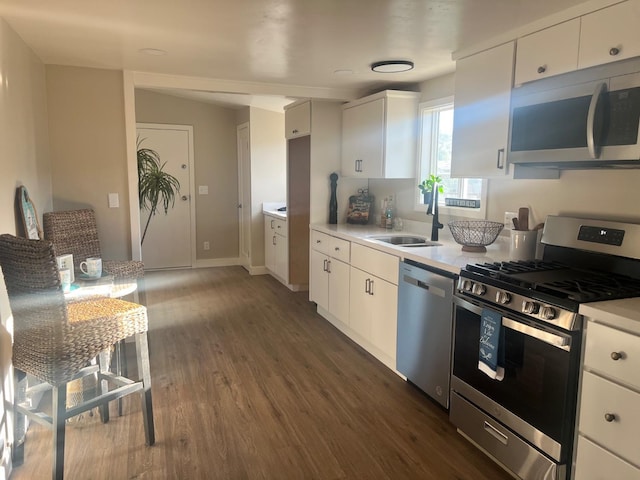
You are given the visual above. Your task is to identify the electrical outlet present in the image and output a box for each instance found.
[504,211,517,230]
[203,241,210,250]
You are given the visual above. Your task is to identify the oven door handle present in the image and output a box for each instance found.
[502,318,571,351]
[454,296,571,351]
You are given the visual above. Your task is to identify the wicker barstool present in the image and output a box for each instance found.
[42,209,145,281]
[0,234,155,480]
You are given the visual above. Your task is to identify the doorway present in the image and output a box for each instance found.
[237,123,251,269]
[136,123,196,269]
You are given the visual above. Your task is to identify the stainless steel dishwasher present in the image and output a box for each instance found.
[397,259,457,408]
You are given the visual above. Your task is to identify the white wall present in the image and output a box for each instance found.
[0,18,52,476]
[248,107,286,267]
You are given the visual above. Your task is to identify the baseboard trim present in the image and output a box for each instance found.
[195,258,242,268]
[244,265,269,276]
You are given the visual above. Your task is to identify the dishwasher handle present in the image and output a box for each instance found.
[402,274,446,298]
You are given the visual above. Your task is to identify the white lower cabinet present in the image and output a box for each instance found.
[310,229,399,370]
[349,266,397,363]
[309,231,350,325]
[349,243,399,367]
[574,318,640,479]
[310,249,350,324]
[265,215,288,282]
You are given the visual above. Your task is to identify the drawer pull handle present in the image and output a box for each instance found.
[610,351,623,361]
[335,247,340,251]
[316,240,321,243]
[537,65,547,74]
[604,413,616,422]
[609,47,620,56]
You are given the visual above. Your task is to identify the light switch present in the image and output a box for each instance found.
[198,185,209,195]
[108,193,119,208]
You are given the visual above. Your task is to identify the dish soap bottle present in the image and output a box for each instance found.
[385,198,394,229]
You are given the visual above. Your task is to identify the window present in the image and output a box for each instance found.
[416,97,486,217]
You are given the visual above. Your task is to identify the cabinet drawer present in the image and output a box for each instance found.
[350,243,398,285]
[578,371,640,465]
[574,435,640,480]
[329,237,350,263]
[311,230,331,255]
[584,321,640,390]
[271,218,286,237]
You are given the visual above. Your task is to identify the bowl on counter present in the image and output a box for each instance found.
[448,220,504,252]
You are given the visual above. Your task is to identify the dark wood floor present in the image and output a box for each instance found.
[11,267,513,479]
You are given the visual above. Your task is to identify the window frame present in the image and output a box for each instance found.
[414,97,487,219]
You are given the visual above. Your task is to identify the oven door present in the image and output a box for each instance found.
[451,295,581,463]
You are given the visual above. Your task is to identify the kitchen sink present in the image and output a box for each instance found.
[368,235,442,247]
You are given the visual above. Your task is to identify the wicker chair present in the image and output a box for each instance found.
[0,234,155,480]
[42,209,144,281]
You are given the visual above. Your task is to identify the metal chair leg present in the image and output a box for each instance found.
[52,384,67,480]
[98,350,110,423]
[12,370,27,467]
[135,332,155,445]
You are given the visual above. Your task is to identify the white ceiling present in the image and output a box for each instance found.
[0,0,592,110]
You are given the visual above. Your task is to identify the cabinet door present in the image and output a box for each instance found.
[264,222,276,272]
[369,276,398,361]
[574,436,640,480]
[275,233,288,282]
[285,101,311,139]
[341,98,384,178]
[451,42,514,178]
[579,1,640,70]
[310,249,329,310]
[514,19,580,85]
[349,267,373,340]
[328,258,350,325]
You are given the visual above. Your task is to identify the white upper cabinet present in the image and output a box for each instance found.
[284,100,311,139]
[451,42,514,178]
[578,0,640,70]
[514,19,580,86]
[341,90,419,179]
[514,1,640,86]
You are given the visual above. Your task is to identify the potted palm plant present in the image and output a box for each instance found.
[137,138,181,244]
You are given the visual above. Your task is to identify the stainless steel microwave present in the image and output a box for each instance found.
[509,58,640,169]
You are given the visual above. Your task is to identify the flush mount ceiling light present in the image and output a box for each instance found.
[371,60,414,73]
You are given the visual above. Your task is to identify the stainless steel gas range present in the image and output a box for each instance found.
[450,216,640,480]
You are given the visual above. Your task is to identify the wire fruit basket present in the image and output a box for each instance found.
[448,220,504,252]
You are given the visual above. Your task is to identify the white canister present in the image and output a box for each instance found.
[510,230,537,260]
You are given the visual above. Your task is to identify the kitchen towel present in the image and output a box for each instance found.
[478,308,505,381]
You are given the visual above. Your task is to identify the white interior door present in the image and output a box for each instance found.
[137,124,194,269]
[237,123,251,267]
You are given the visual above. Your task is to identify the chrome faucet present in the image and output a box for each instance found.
[426,184,443,241]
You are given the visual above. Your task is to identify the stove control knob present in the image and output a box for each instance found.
[471,283,486,296]
[540,306,556,320]
[460,280,473,292]
[496,291,511,305]
[522,301,540,314]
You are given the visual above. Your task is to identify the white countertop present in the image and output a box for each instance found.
[580,298,640,335]
[264,210,287,220]
[263,202,287,220]
[310,223,514,275]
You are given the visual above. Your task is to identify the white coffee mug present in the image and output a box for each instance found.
[510,230,537,261]
[80,257,102,278]
[59,268,71,292]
